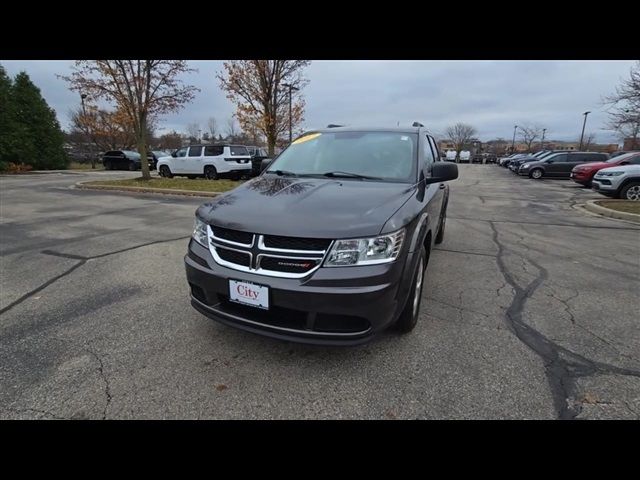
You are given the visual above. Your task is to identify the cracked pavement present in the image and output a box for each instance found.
[1,166,639,419]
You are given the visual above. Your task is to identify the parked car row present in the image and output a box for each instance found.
[101,144,272,179]
[496,150,640,200]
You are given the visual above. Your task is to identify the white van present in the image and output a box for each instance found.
[157,144,252,180]
[445,150,457,162]
[459,151,471,163]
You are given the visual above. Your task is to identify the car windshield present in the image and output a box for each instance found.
[267,131,417,182]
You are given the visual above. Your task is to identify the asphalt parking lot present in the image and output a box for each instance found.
[1,165,639,419]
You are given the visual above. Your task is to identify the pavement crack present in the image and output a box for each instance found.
[489,221,640,420]
[85,346,112,420]
[40,250,88,260]
[0,260,86,316]
[433,247,497,258]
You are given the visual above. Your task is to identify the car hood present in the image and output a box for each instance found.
[196,175,417,238]
[573,161,609,171]
[595,164,640,176]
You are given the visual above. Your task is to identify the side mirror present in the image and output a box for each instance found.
[260,159,273,172]
[620,161,629,165]
[545,159,554,164]
[171,151,177,158]
[426,162,458,184]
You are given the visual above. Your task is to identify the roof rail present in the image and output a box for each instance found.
[412,122,424,127]
[326,124,344,128]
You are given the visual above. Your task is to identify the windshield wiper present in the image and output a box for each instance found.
[321,171,382,180]
[268,169,299,177]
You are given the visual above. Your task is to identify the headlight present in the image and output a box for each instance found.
[601,171,623,177]
[324,229,405,267]
[192,217,208,246]
[521,164,530,169]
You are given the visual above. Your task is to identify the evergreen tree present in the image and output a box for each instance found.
[11,71,67,169]
[0,65,20,167]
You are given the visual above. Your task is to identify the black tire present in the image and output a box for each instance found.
[204,166,218,180]
[159,165,173,178]
[529,168,544,179]
[128,161,137,171]
[619,181,640,201]
[435,208,446,245]
[395,246,428,333]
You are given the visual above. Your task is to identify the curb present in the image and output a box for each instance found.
[74,181,222,198]
[583,200,640,223]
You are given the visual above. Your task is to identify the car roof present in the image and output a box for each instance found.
[305,126,424,135]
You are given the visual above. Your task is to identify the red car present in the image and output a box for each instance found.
[571,152,640,186]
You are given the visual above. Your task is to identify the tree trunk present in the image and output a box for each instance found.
[267,132,277,156]
[138,116,150,180]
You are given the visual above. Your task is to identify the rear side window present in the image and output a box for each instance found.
[230,146,249,156]
[550,153,568,162]
[204,145,224,156]
[188,146,203,157]
[104,151,119,157]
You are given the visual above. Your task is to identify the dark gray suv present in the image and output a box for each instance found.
[184,126,459,345]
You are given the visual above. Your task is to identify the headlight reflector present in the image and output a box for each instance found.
[324,229,405,266]
[193,217,208,246]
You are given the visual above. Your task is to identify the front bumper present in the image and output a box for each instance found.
[592,179,617,195]
[184,239,413,345]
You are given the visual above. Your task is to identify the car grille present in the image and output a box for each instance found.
[211,225,253,245]
[263,235,331,251]
[207,225,332,278]
[216,247,251,267]
[595,178,612,185]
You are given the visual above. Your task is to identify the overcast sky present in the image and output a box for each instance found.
[1,60,635,144]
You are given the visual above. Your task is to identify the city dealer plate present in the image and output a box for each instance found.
[229,279,269,310]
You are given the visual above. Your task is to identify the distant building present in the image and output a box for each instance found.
[623,137,639,150]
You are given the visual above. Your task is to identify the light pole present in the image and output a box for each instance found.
[540,128,546,150]
[511,125,518,153]
[579,111,591,150]
[282,82,299,143]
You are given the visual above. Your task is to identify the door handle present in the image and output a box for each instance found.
[439,183,446,189]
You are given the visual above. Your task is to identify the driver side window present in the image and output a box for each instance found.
[175,147,187,158]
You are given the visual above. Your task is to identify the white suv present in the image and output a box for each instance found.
[157,144,252,180]
[592,164,640,201]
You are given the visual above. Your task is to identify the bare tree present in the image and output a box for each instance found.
[603,61,640,149]
[217,60,311,155]
[60,60,199,180]
[518,124,543,152]
[582,132,596,151]
[445,123,477,162]
[207,117,217,139]
[186,122,200,142]
[225,117,238,140]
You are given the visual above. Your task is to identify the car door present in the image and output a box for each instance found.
[544,153,568,176]
[424,135,444,229]
[171,147,188,173]
[185,146,203,173]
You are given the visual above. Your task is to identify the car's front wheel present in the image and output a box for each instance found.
[529,168,543,179]
[619,182,640,201]
[128,161,137,171]
[395,246,428,333]
[159,165,173,178]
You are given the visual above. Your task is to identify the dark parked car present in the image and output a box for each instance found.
[102,150,145,171]
[149,150,171,170]
[246,146,271,176]
[518,151,609,179]
[185,126,459,345]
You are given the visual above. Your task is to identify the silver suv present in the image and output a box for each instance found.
[592,164,640,200]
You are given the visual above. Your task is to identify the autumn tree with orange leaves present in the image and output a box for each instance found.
[217,61,310,155]
[60,61,198,179]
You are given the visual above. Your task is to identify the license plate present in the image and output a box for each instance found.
[229,279,269,310]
